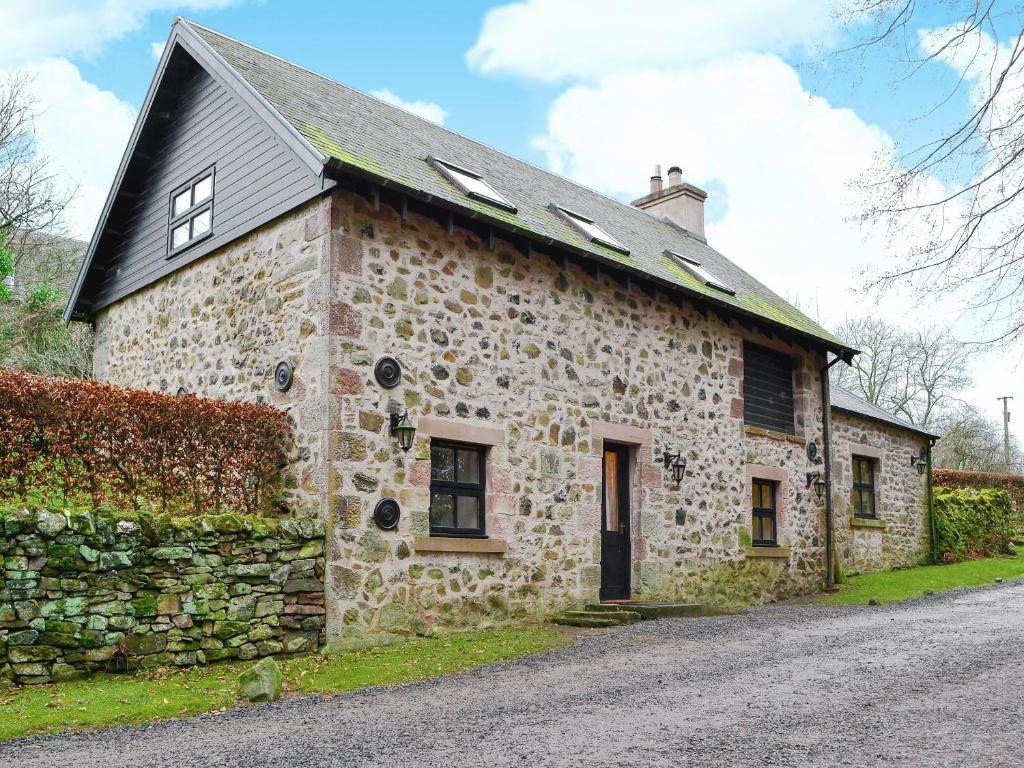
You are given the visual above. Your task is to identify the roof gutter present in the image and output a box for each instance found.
[323,159,859,360]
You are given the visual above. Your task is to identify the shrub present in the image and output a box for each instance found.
[933,487,1020,562]
[0,368,291,514]
[934,468,1024,514]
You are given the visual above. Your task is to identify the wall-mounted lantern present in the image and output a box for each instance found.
[390,410,416,452]
[663,450,687,485]
[910,448,927,475]
[806,471,826,501]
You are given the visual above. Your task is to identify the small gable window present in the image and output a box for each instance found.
[553,206,629,254]
[430,158,516,212]
[665,250,734,295]
[168,168,214,255]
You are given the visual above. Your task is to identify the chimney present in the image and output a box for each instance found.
[650,164,663,195]
[631,163,707,239]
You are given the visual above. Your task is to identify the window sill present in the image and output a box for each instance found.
[744,545,790,559]
[413,536,507,555]
[743,426,805,445]
[850,517,887,530]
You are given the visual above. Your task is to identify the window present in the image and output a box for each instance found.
[429,441,486,536]
[665,250,735,295]
[742,342,795,434]
[751,479,777,546]
[553,206,629,254]
[168,168,214,255]
[430,158,516,212]
[852,456,876,518]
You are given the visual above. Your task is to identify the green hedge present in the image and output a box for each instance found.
[933,487,1020,561]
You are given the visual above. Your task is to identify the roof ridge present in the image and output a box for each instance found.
[178,17,666,219]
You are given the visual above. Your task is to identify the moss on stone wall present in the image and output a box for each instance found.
[0,507,326,685]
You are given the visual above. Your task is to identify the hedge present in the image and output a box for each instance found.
[934,468,1024,513]
[0,369,291,515]
[933,487,1020,562]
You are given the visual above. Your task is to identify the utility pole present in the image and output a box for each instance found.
[998,396,1013,472]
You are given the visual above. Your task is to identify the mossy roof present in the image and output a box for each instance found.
[186,20,851,353]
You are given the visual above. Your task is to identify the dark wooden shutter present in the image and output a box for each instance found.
[742,342,795,433]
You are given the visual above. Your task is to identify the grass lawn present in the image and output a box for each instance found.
[819,550,1024,605]
[0,624,571,742]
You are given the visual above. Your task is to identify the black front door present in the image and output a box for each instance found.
[600,443,631,601]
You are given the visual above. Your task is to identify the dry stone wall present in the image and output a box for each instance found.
[831,411,930,573]
[0,508,325,685]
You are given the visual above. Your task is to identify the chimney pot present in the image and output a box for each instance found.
[667,166,683,187]
[650,164,663,195]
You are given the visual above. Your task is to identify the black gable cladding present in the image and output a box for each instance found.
[743,342,796,434]
[66,30,325,320]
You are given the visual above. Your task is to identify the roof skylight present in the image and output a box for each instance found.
[553,206,629,254]
[665,250,735,295]
[430,158,516,212]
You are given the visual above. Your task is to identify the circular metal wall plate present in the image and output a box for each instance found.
[807,441,819,463]
[373,498,401,530]
[275,360,295,392]
[374,356,402,389]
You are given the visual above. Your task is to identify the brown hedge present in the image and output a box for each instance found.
[933,468,1024,514]
[0,368,291,515]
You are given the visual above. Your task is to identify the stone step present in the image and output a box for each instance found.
[561,609,641,625]
[592,601,746,619]
[551,613,621,628]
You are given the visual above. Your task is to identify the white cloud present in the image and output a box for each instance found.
[15,59,137,240]
[151,41,167,60]
[0,1,239,67]
[532,55,929,324]
[369,89,448,125]
[467,0,841,82]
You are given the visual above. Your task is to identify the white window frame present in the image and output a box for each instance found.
[665,249,735,295]
[552,205,629,254]
[429,157,517,212]
[167,167,215,257]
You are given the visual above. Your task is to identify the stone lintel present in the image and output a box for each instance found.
[417,416,505,446]
[413,537,508,555]
[590,420,654,446]
[744,426,806,446]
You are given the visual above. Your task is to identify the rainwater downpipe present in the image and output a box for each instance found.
[821,353,844,589]
[926,438,938,563]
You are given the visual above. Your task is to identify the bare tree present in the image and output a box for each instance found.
[933,401,1024,472]
[832,317,972,428]
[0,74,90,377]
[836,1,1024,345]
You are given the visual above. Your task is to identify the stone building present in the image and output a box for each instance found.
[66,19,934,643]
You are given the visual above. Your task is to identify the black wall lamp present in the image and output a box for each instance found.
[663,449,687,484]
[910,448,927,475]
[806,471,826,501]
[390,410,416,452]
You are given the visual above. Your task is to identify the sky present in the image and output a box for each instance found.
[0,0,1021,442]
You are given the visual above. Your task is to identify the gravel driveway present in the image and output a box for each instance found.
[5,582,1024,768]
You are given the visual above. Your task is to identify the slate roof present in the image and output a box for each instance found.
[830,384,939,439]
[183,20,852,354]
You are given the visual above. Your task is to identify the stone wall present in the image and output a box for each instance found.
[92,196,334,516]
[831,411,930,574]
[319,189,830,647]
[0,508,325,685]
